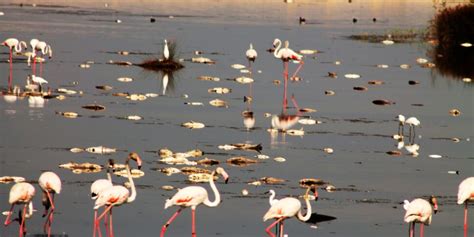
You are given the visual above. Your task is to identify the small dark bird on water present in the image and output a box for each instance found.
[150,17,156,23]
[352,18,357,23]
[299,17,306,25]
[372,17,377,22]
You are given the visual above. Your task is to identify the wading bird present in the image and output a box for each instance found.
[94,153,142,237]
[263,187,317,237]
[403,196,438,237]
[91,159,114,237]
[2,38,27,89]
[38,171,61,237]
[164,39,169,60]
[405,117,420,142]
[161,167,229,237]
[457,177,474,237]
[246,43,257,70]
[4,182,35,237]
[34,41,52,77]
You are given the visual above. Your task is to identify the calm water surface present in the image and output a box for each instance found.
[0,1,473,236]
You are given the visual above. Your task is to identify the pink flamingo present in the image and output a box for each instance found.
[458,177,474,237]
[4,182,35,237]
[91,159,114,237]
[161,167,229,237]
[403,196,438,237]
[38,171,62,237]
[28,39,39,72]
[246,43,258,70]
[34,41,52,77]
[263,187,317,237]
[94,153,142,237]
[2,38,27,90]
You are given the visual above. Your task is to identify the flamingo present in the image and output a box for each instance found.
[397,114,406,136]
[403,196,438,237]
[38,171,61,237]
[457,177,474,237]
[161,167,229,237]
[405,117,420,142]
[263,187,317,237]
[4,182,35,237]
[34,41,52,77]
[246,43,257,70]
[163,39,169,60]
[91,159,114,237]
[28,39,39,68]
[265,190,281,236]
[94,153,142,237]
[2,38,27,89]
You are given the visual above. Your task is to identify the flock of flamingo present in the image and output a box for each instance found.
[2,36,473,237]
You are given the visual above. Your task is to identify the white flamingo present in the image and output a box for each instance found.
[246,43,257,70]
[4,182,35,237]
[263,187,317,237]
[163,39,169,60]
[2,38,27,89]
[161,167,229,237]
[27,38,39,67]
[38,171,61,236]
[272,39,303,78]
[94,153,142,237]
[91,159,114,237]
[397,114,406,136]
[405,117,420,140]
[458,177,474,237]
[34,41,52,77]
[403,196,438,237]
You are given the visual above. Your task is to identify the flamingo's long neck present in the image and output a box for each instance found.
[125,161,136,203]
[14,41,26,53]
[297,197,312,222]
[203,171,220,207]
[269,191,276,205]
[106,164,112,182]
[273,39,282,58]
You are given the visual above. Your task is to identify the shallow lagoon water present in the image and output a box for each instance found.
[0,1,473,236]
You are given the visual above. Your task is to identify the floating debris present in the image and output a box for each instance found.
[260,177,285,184]
[256,154,270,159]
[290,76,302,82]
[227,156,258,166]
[181,121,205,129]
[448,170,460,175]
[248,181,262,186]
[159,148,174,158]
[334,61,341,65]
[368,80,384,85]
[408,80,420,85]
[82,103,106,111]
[113,92,129,97]
[197,76,220,81]
[462,78,472,83]
[274,157,286,162]
[382,39,395,45]
[231,64,246,69]
[299,49,318,55]
[79,63,91,68]
[208,87,231,94]
[114,169,145,178]
[181,167,211,175]
[325,184,336,192]
[56,111,79,118]
[160,156,196,165]
[117,77,133,82]
[286,128,305,136]
[240,69,250,74]
[108,60,133,66]
[70,147,84,153]
[273,80,281,85]
[392,134,403,140]
[416,58,429,64]
[323,147,334,154]
[461,42,472,47]
[451,137,461,143]
[0,176,25,184]
[353,86,368,91]
[376,64,389,68]
[325,90,335,96]
[85,146,117,154]
[145,93,159,98]
[96,85,113,91]
[372,99,394,106]
[218,143,262,152]
[209,99,228,108]
[241,189,249,196]
[449,109,461,116]
[299,178,326,188]
[159,167,181,176]
[184,102,204,106]
[386,150,402,156]
[57,88,78,94]
[400,64,411,69]
[191,57,215,64]
[328,72,337,78]
[299,107,317,113]
[344,74,361,79]
[124,115,143,120]
[59,162,102,173]
[429,154,442,159]
[118,51,129,55]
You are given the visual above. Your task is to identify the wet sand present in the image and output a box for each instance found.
[0,0,473,236]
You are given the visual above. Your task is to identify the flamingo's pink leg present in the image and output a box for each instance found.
[8,49,13,90]
[265,217,284,237]
[192,208,197,237]
[3,204,15,226]
[279,219,284,237]
[420,223,424,237]
[290,60,304,79]
[109,208,114,237]
[464,202,469,237]
[160,208,183,237]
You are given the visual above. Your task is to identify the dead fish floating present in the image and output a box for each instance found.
[85,146,117,154]
[188,173,218,183]
[59,162,102,170]
[107,60,133,66]
[228,77,254,84]
[96,85,113,91]
[325,90,335,96]
[159,167,181,176]
[181,167,211,175]
[386,150,402,156]
[113,92,130,97]
[127,94,147,101]
[218,143,262,152]
[353,86,368,91]
[299,107,317,113]
[56,111,79,118]
[82,103,106,111]
[208,87,231,94]
[449,109,461,116]
[372,99,395,106]
[209,99,228,108]
[197,76,220,81]
[231,64,246,69]
[260,177,285,184]
[368,80,384,85]
[0,176,25,184]
[299,178,326,188]
[344,74,361,79]
[226,156,258,166]
[159,148,173,158]
[114,169,145,178]
[328,72,337,78]
[184,102,204,106]
[191,57,215,64]
[298,118,320,125]
[57,88,78,95]
[299,49,318,55]
[69,147,84,153]
[181,121,205,129]
[117,77,133,82]
[286,128,305,136]
[197,158,220,166]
